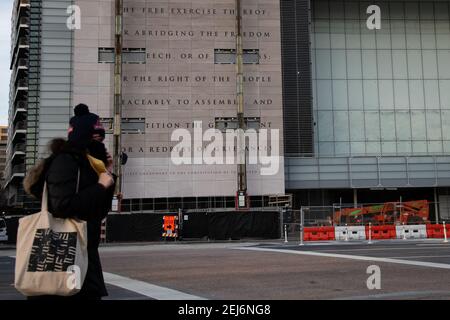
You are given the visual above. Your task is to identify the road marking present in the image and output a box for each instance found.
[234,247,450,270]
[388,255,450,259]
[311,246,449,252]
[333,290,450,300]
[103,272,207,300]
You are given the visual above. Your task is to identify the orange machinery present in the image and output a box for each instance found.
[334,200,430,225]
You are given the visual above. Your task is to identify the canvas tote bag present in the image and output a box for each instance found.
[15,170,88,296]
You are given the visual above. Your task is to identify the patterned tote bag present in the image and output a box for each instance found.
[14,171,88,296]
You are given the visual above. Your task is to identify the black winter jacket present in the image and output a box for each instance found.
[25,140,115,298]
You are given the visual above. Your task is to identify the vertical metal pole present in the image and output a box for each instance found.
[279,207,283,240]
[299,207,304,246]
[434,187,439,224]
[368,222,372,244]
[353,189,357,208]
[114,0,123,198]
[235,0,247,201]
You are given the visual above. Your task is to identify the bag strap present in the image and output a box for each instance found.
[41,168,81,213]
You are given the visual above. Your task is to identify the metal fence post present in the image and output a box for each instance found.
[299,207,305,246]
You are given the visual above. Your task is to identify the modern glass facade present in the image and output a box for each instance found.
[282,1,450,219]
[312,0,450,157]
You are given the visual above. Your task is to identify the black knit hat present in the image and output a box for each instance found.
[68,104,105,148]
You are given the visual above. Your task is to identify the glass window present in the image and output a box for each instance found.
[363,80,379,110]
[315,33,331,49]
[345,2,360,19]
[442,110,450,137]
[377,50,392,79]
[330,1,345,19]
[411,111,427,140]
[361,28,376,49]
[348,80,364,109]
[412,141,427,154]
[365,111,380,141]
[362,50,378,79]
[439,80,450,109]
[435,3,449,21]
[330,33,346,49]
[391,21,406,49]
[319,142,334,156]
[365,142,381,154]
[424,80,440,109]
[381,142,397,155]
[397,141,412,154]
[317,80,333,109]
[349,111,365,141]
[318,111,334,141]
[405,2,420,20]
[405,21,421,49]
[437,51,450,78]
[427,141,443,154]
[332,50,347,79]
[407,50,423,79]
[380,111,396,141]
[316,50,332,79]
[334,111,349,141]
[314,1,330,19]
[422,51,438,79]
[351,142,366,155]
[421,21,436,50]
[426,110,442,140]
[333,80,348,110]
[409,80,425,109]
[335,142,350,155]
[396,111,412,140]
[347,50,362,79]
[389,2,405,20]
[392,51,408,79]
[379,80,394,110]
[419,3,434,20]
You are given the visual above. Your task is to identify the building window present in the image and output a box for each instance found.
[98,48,114,63]
[98,48,146,64]
[123,48,146,64]
[214,49,260,64]
[215,117,261,131]
[99,118,146,134]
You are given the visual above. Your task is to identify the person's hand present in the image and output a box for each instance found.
[98,172,114,189]
[106,152,113,173]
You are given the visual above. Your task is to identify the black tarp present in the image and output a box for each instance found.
[106,213,174,242]
[2,211,280,243]
[106,211,279,242]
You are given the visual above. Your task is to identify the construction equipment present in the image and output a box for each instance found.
[334,200,430,225]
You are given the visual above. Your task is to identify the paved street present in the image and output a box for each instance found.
[1,239,450,300]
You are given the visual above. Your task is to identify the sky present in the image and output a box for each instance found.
[0,0,13,126]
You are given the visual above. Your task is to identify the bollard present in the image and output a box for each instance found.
[368,222,372,244]
[284,224,288,243]
[345,224,349,242]
[444,221,448,243]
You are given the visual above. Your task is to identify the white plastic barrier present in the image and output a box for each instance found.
[335,226,366,241]
[395,224,427,239]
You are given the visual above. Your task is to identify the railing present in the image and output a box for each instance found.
[15,100,27,111]
[12,164,25,175]
[13,143,25,154]
[14,121,26,132]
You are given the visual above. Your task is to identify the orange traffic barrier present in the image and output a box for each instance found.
[426,224,450,238]
[304,226,335,241]
[162,215,178,238]
[365,225,396,240]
